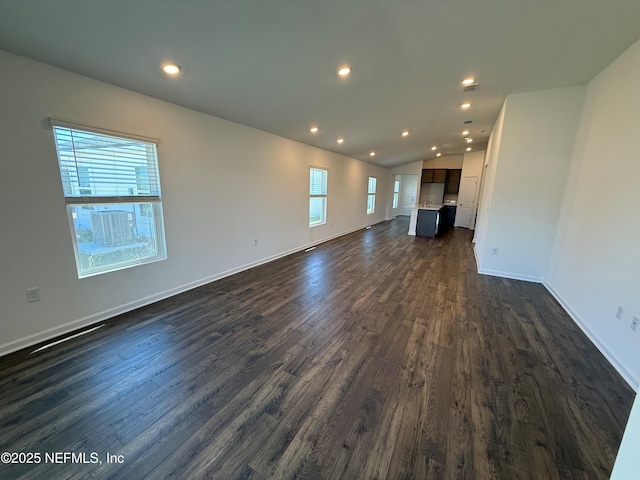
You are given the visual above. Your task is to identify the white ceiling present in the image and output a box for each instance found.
[2,1,640,167]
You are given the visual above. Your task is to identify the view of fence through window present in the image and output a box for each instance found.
[51,123,166,277]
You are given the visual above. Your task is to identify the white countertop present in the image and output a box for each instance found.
[411,204,443,211]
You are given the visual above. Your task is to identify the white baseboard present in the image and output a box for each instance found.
[473,246,544,283]
[477,267,544,284]
[543,282,639,392]
[0,221,381,358]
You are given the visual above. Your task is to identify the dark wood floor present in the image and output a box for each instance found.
[0,217,634,479]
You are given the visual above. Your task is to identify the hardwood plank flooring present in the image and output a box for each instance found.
[0,216,634,479]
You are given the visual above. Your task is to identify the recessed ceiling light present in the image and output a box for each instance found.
[369,151,376,157]
[310,126,319,133]
[465,137,473,143]
[466,147,472,151]
[162,63,181,75]
[461,103,471,109]
[337,137,344,144]
[402,130,409,137]
[436,153,442,157]
[462,130,470,135]
[462,78,475,86]
[431,146,437,151]
[337,66,351,77]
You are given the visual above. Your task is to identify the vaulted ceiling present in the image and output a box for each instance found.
[2,1,640,167]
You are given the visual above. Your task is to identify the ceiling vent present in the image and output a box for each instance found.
[463,120,473,124]
[463,83,480,93]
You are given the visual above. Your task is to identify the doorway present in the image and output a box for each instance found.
[394,174,418,216]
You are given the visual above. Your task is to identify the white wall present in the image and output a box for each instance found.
[0,51,389,355]
[474,87,585,282]
[422,155,463,169]
[546,38,640,389]
[612,394,640,479]
[474,104,505,259]
[389,160,423,176]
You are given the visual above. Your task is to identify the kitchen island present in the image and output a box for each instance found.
[408,205,443,237]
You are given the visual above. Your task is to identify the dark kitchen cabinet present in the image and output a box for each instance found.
[433,169,447,183]
[442,205,457,229]
[421,169,448,183]
[445,169,462,194]
[416,208,441,237]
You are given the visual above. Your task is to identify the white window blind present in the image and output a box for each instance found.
[52,125,161,203]
[310,167,327,196]
[368,177,377,194]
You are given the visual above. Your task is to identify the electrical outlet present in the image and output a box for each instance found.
[253,238,258,247]
[616,306,624,320]
[492,248,499,255]
[631,316,639,332]
[26,287,41,303]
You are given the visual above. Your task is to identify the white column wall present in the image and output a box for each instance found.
[546,38,640,389]
[474,87,585,282]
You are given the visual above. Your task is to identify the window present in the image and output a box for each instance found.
[51,119,167,278]
[393,179,400,208]
[309,167,327,226]
[367,176,377,214]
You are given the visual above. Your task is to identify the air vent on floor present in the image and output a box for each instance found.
[463,83,480,92]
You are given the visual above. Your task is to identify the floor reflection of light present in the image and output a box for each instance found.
[80,323,177,393]
[299,249,332,307]
[362,228,375,254]
[359,226,379,267]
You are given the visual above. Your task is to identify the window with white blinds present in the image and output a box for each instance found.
[309,167,328,226]
[367,176,377,214]
[393,179,400,208]
[50,119,167,278]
